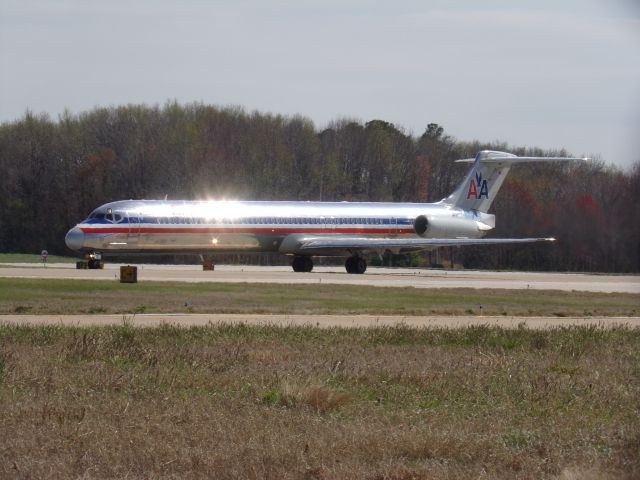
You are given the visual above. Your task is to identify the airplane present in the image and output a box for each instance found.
[65,150,587,273]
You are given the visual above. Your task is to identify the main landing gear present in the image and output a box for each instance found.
[291,255,367,274]
[292,256,313,272]
[345,256,367,274]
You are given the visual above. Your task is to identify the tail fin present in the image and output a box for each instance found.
[441,150,587,213]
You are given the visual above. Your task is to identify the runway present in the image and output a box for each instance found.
[0,263,638,293]
[2,313,638,329]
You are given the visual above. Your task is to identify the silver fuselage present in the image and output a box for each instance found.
[65,199,490,256]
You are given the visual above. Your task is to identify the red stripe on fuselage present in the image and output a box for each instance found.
[80,226,416,235]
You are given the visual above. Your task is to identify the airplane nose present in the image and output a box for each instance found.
[65,227,84,251]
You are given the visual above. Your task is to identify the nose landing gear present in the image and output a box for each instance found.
[76,252,104,270]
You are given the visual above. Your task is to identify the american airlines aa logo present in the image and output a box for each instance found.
[467,172,489,199]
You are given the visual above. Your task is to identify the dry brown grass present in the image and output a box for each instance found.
[0,323,638,479]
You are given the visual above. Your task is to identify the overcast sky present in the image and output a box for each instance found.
[1,0,639,168]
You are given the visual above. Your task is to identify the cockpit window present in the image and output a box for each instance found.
[86,211,105,222]
[103,209,124,223]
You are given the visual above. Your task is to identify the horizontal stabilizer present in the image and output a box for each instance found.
[443,150,588,213]
[455,156,588,164]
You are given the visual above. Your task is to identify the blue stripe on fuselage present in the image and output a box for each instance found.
[83,216,415,226]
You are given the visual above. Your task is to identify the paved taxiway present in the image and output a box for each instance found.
[0,263,638,293]
[2,314,639,329]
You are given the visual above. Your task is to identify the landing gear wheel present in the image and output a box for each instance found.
[345,257,355,273]
[88,259,101,269]
[86,252,103,269]
[345,256,367,274]
[292,256,313,272]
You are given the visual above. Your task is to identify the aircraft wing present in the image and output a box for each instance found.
[296,236,555,254]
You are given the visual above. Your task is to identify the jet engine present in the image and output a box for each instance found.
[413,214,484,238]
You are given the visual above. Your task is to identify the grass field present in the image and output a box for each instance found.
[1,278,638,317]
[0,253,77,264]
[0,323,638,479]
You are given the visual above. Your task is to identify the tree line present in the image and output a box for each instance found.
[0,102,638,272]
